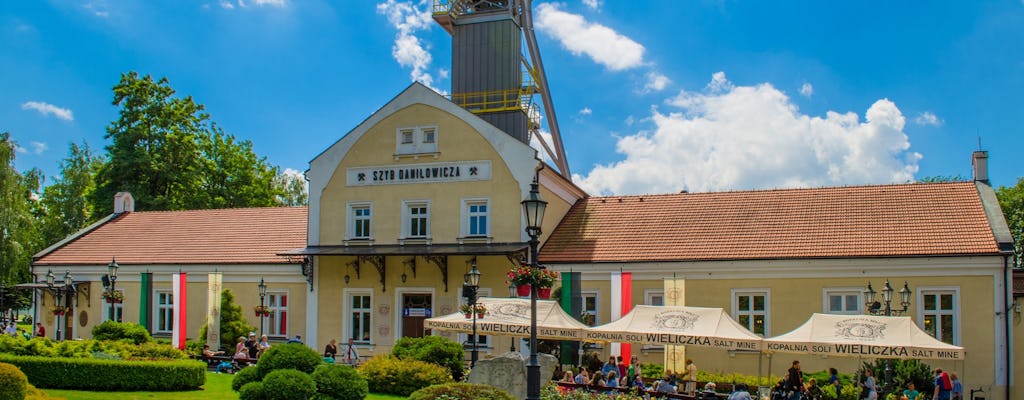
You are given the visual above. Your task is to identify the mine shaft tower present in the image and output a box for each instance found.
[433,0,571,179]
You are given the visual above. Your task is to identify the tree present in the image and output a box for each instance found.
[91,71,284,216]
[274,169,308,206]
[198,289,256,351]
[0,132,43,285]
[997,177,1024,267]
[38,141,102,244]
[917,175,966,183]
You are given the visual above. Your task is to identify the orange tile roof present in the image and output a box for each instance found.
[33,207,307,266]
[541,182,1001,263]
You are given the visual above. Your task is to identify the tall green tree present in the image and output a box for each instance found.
[0,132,43,285]
[91,71,284,216]
[39,141,102,244]
[997,177,1024,267]
[275,169,308,206]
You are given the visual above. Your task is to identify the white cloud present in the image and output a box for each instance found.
[624,115,635,126]
[250,0,286,6]
[21,101,74,121]
[582,0,601,10]
[82,1,110,17]
[913,111,943,127]
[14,145,26,154]
[799,82,814,97]
[220,1,235,9]
[579,107,593,116]
[642,72,670,93]
[573,72,921,195]
[376,0,443,92]
[534,3,645,71]
[29,141,47,155]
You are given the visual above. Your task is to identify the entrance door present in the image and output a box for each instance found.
[400,294,432,338]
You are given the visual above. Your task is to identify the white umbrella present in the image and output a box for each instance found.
[583,305,763,351]
[764,313,964,360]
[424,297,589,341]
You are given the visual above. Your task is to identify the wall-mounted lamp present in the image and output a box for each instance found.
[401,257,417,283]
[345,260,360,285]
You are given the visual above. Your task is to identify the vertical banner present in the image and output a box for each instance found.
[207,272,222,350]
[139,272,152,331]
[559,271,574,365]
[609,272,622,357]
[570,272,582,365]
[664,276,685,373]
[620,272,633,363]
[172,272,187,350]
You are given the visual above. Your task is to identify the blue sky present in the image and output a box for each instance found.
[3,1,1023,195]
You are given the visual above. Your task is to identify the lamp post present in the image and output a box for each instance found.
[463,262,481,368]
[864,279,911,395]
[521,178,547,400]
[508,281,517,352]
[46,270,73,341]
[107,258,119,322]
[258,276,267,338]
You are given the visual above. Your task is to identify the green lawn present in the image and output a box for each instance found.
[42,372,408,400]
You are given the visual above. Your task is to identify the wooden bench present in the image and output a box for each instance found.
[555,381,698,399]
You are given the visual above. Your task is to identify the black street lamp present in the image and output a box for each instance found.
[521,178,547,400]
[463,260,481,368]
[258,276,268,337]
[46,270,73,341]
[864,279,912,395]
[508,281,517,352]
[107,258,119,322]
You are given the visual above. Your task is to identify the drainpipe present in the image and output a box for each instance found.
[1004,254,1012,400]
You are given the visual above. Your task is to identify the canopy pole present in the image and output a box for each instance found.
[758,352,764,394]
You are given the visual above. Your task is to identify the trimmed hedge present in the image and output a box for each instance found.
[239,381,266,400]
[312,364,368,400]
[261,369,317,400]
[232,365,261,392]
[392,335,465,381]
[0,361,28,400]
[91,321,152,345]
[0,335,185,360]
[409,383,516,400]
[256,343,321,379]
[0,354,205,391]
[358,355,453,397]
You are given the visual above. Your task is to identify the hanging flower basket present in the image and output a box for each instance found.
[534,268,559,289]
[506,265,535,286]
[254,305,272,317]
[52,306,68,316]
[517,284,531,297]
[459,303,487,319]
[538,287,552,300]
[102,290,124,304]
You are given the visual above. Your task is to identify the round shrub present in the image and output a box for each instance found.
[256,343,321,378]
[312,364,367,400]
[262,369,316,400]
[358,355,453,397]
[239,381,266,400]
[91,321,152,344]
[392,335,464,381]
[409,383,516,400]
[0,362,28,400]
[232,366,261,392]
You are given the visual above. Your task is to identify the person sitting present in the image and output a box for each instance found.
[574,367,589,384]
[286,334,302,344]
[701,382,719,400]
[607,370,619,388]
[901,382,920,400]
[728,383,753,400]
[258,335,271,357]
[806,378,823,400]
[324,339,338,360]
[655,377,677,394]
[589,371,607,389]
[631,373,645,390]
[202,344,224,358]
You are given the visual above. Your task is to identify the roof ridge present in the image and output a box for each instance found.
[587,180,974,200]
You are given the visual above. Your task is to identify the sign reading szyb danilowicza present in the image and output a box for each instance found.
[347,161,492,186]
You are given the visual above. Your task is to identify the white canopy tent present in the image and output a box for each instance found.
[424,297,590,341]
[583,305,764,351]
[764,313,964,360]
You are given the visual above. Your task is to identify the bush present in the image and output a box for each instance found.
[858,359,934,397]
[0,362,28,400]
[358,355,453,397]
[0,335,184,361]
[256,343,322,378]
[232,366,261,392]
[409,382,516,400]
[198,289,255,352]
[239,381,266,400]
[313,364,368,400]
[0,354,205,391]
[91,321,152,344]
[391,335,465,381]
[262,369,316,400]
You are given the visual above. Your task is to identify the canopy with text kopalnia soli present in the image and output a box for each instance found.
[583,305,764,351]
[763,313,964,360]
[423,297,590,341]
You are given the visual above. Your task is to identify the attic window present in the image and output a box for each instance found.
[396,126,439,156]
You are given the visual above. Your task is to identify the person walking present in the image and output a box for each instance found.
[786,360,805,400]
[828,368,841,396]
[932,369,952,400]
[950,373,962,400]
[684,358,699,396]
[862,369,878,400]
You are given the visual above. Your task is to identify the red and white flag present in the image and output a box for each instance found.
[172,272,187,350]
[610,271,633,361]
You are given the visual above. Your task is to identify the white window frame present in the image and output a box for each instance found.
[344,288,373,345]
[264,290,289,338]
[458,288,491,348]
[402,200,431,239]
[822,288,863,315]
[102,289,125,323]
[582,290,600,326]
[395,126,439,155]
[643,289,665,350]
[917,287,960,346]
[347,202,373,240]
[461,198,491,238]
[155,290,174,334]
[731,288,770,337]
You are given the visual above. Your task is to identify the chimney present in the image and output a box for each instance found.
[971,151,989,183]
[114,192,135,214]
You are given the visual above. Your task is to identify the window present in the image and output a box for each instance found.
[462,199,490,237]
[920,289,958,345]
[404,201,430,239]
[459,288,490,347]
[582,291,599,326]
[395,126,439,155]
[104,289,124,322]
[156,291,174,334]
[349,203,372,240]
[266,292,288,337]
[348,292,372,344]
[645,290,665,306]
[732,289,769,336]
[823,289,862,315]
